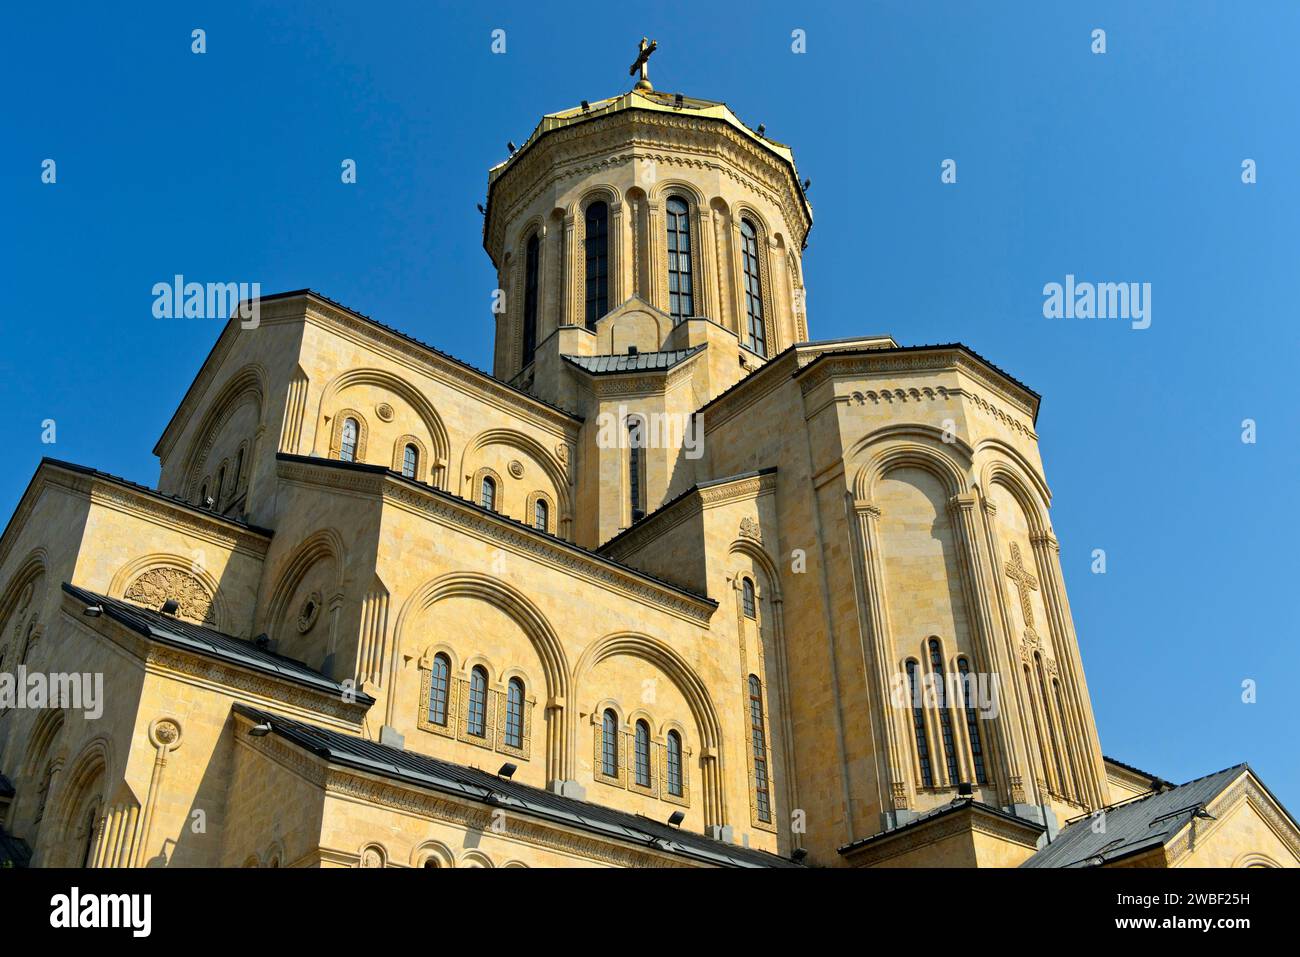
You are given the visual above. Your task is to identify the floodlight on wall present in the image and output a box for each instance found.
[581,100,590,111]
[802,178,812,193]
[83,604,103,618]
[476,203,485,215]
[673,93,683,108]
[957,781,974,797]
[507,141,517,155]
[756,123,766,136]
[667,810,685,827]
[791,848,808,864]
[497,762,518,780]
[248,722,272,737]
[203,496,215,509]
[160,599,181,617]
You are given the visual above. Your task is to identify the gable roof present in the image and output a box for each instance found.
[62,583,371,705]
[563,345,705,375]
[1022,764,1247,868]
[232,704,797,868]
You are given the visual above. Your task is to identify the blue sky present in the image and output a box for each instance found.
[4,2,1297,808]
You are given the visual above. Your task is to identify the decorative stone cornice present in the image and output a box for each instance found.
[486,108,810,264]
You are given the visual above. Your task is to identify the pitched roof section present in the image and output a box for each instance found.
[232,704,797,868]
[837,798,1044,856]
[62,583,371,705]
[1022,764,1248,868]
[39,458,273,536]
[563,345,704,375]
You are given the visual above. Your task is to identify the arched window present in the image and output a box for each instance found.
[906,659,933,787]
[584,201,609,328]
[666,729,683,797]
[957,657,988,785]
[233,447,244,493]
[79,801,101,868]
[601,709,619,777]
[480,476,496,511]
[19,621,35,665]
[199,480,209,506]
[1036,653,1067,794]
[522,232,540,364]
[533,498,549,532]
[427,653,450,726]
[634,720,652,788]
[340,418,359,462]
[748,675,771,821]
[1025,663,1051,790]
[505,677,525,749]
[742,577,756,618]
[1053,677,1081,799]
[666,197,694,321]
[928,638,960,785]
[215,465,226,506]
[740,218,766,356]
[402,443,418,479]
[627,418,644,522]
[467,665,488,738]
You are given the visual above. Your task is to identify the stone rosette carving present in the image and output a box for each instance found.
[739,516,763,544]
[375,402,395,422]
[149,717,183,750]
[124,568,215,625]
[508,459,525,479]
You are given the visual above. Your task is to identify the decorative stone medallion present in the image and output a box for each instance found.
[149,717,183,750]
[508,460,525,479]
[376,402,395,422]
[297,590,323,633]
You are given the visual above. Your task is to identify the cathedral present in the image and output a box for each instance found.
[1,49,1296,869]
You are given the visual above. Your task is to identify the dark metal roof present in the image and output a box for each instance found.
[0,823,31,867]
[35,458,273,536]
[1103,754,1168,788]
[837,798,1043,856]
[563,346,705,375]
[277,453,717,610]
[1022,764,1247,868]
[62,583,372,705]
[232,704,797,868]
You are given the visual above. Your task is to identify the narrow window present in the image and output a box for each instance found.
[402,443,418,479]
[957,657,988,785]
[340,418,359,462]
[748,675,771,821]
[467,665,488,737]
[533,498,548,532]
[200,480,209,506]
[634,720,652,787]
[80,802,100,868]
[1054,677,1082,799]
[1036,653,1068,793]
[427,653,450,726]
[1025,664,1051,789]
[666,197,694,321]
[928,638,960,785]
[667,729,683,797]
[907,659,933,787]
[216,465,226,506]
[602,709,619,777]
[742,577,756,618]
[628,418,644,522]
[740,218,766,356]
[233,447,244,493]
[480,476,496,511]
[522,232,540,364]
[505,677,525,748]
[584,201,609,328]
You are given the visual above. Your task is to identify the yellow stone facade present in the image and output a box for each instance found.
[0,79,1295,869]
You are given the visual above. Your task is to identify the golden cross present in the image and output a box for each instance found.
[629,37,658,89]
[1004,542,1038,628]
